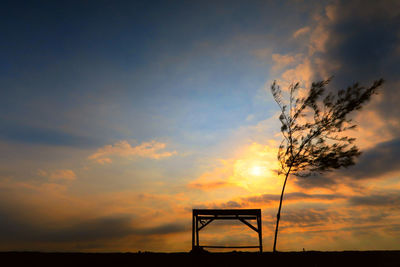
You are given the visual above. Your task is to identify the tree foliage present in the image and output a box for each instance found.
[271,77,384,252]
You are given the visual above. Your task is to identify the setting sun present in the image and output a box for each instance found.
[250,165,263,176]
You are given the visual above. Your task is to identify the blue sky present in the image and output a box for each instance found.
[1,0,319,148]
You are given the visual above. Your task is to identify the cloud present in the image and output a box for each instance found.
[192,192,346,212]
[0,120,100,148]
[188,180,232,190]
[270,0,400,127]
[280,57,313,87]
[349,191,400,207]
[244,192,346,204]
[293,26,310,38]
[280,208,335,227]
[191,200,243,210]
[294,173,338,189]
[341,138,400,180]
[266,1,400,192]
[268,53,313,89]
[309,0,400,134]
[0,178,189,251]
[252,47,273,59]
[0,207,186,245]
[271,53,303,72]
[295,137,400,189]
[88,140,177,164]
[0,201,135,243]
[133,223,187,236]
[37,169,77,181]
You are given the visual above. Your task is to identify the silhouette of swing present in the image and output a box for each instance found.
[192,209,262,252]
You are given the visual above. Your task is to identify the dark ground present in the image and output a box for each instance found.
[2,251,400,267]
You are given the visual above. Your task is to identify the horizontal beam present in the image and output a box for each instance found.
[201,246,261,249]
[193,209,261,216]
[197,216,257,220]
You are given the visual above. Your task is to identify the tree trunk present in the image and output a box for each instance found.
[273,169,291,253]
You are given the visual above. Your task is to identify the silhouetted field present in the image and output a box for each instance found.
[2,251,400,266]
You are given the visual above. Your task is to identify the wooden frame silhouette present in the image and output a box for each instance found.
[192,209,262,252]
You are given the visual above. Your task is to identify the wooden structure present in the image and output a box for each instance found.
[192,209,262,252]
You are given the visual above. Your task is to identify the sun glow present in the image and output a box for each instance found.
[190,142,281,194]
[226,142,282,193]
[250,165,263,176]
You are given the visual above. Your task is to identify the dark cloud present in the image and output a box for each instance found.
[0,212,132,243]
[280,209,334,227]
[0,204,186,246]
[342,138,400,179]
[272,208,394,233]
[190,200,243,210]
[133,223,187,236]
[384,224,400,234]
[219,200,242,208]
[314,1,400,78]
[263,204,397,235]
[295,138,400,188]
[193,192,345,211]
[313,0,400,131]
[349,192,400,207]
[293,173,337,189]
[0,120,101,148]
[46,216,135,242]
[243,192,345,204]
[288,1,400,191]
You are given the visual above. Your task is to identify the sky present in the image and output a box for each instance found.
[1,0,400,252]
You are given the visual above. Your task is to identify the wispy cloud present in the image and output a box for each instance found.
[243,192,346,204]
[271,53,303,72]
[293,26,310,38]
[88,140,177,164]
[193,192,347,210]
[37,169,77,181]
[349,191,400,207]
[188,180,233,190]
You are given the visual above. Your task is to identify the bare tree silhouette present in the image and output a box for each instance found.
[270,77,384,252]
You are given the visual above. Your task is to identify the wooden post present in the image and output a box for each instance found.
[257,214,263,253]
[192,212,195,251]
[195,216,199,247]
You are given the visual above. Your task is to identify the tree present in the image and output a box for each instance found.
[270,77,384,252]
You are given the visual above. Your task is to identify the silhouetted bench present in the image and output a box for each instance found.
[192,209,262,252]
